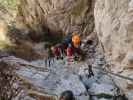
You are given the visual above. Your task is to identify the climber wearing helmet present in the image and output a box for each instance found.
[71,32,82,61]
[59,90,75,100]
[72,32,81,48]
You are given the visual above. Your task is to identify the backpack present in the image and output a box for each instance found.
[63,33,72,45]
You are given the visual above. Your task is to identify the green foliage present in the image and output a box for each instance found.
[0,0,17,10]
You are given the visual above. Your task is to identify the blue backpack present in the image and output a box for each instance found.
[63,33,72,45]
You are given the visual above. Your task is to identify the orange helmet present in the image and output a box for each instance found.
[72,34,80,46]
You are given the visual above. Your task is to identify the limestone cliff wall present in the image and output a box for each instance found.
[94,0,133,99]
[16,0,133,99]
[17,0,95,37]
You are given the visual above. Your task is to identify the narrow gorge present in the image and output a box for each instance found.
[0,0,133,100]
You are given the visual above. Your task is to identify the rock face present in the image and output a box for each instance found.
[3,56,90,100]
[13,0,133,99]
[0,21,12,49]
[4,55,123,100]
[17,0,95,37]
[94,0,133,99]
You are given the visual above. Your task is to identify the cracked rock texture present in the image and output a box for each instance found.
[94,0,133,99]
[17,0,95,37]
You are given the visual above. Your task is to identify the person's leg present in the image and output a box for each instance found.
[45,58,47,68]
[77,47,82,61]
[73,47,80,61]
[60,48,64,59]
[62,50,65,59]
[60,51,64,60]
[52,57,54,64]
[48,57,51,67]
[87,65,92,78]
[90,69,94,76]
[56,56,59,60]
[88,69,91,78]
[50,57,54,67]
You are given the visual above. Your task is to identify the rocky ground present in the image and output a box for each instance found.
[0,0,132,99]
[0,41,127,100]
[1,0,133,99]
